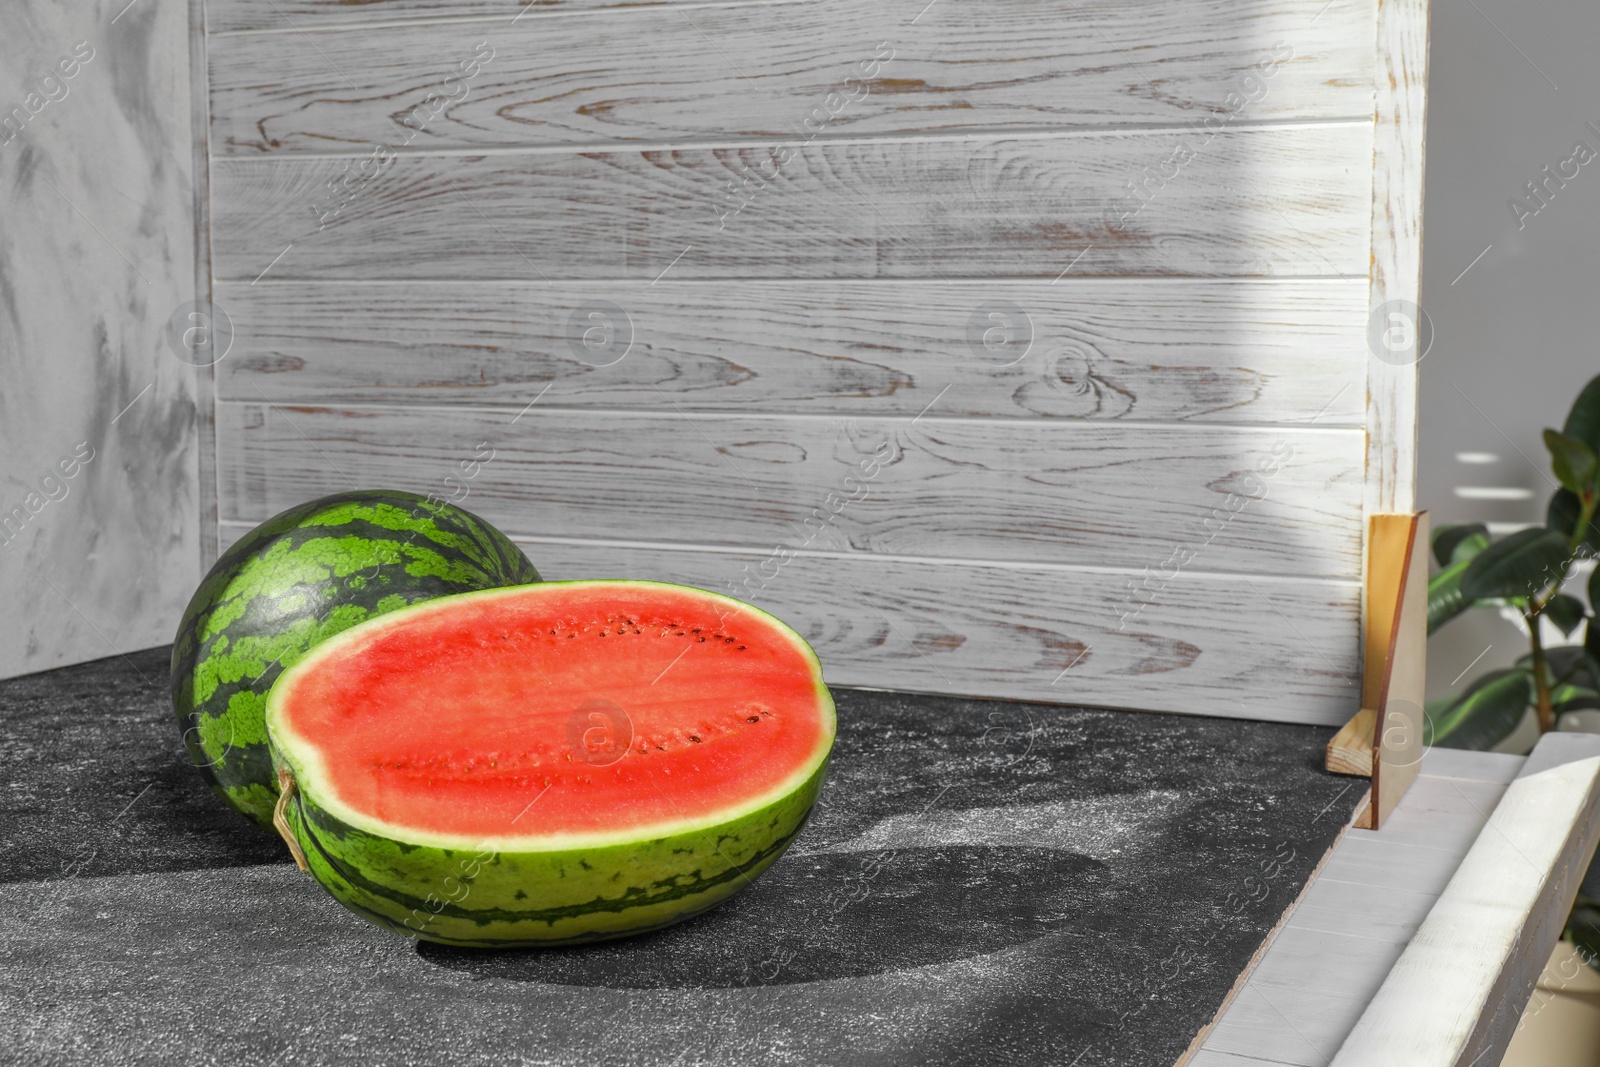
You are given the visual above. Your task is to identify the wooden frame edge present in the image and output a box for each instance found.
[1326,511,1429,830]
[1329,735,1600,1066]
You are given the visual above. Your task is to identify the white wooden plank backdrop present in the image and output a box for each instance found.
[217,403,1365,575]
[199,0,1426,722]
[208,0,791,35]
[214,279,1369,423]
[210,125,1374,282]
[206,0,1376,154]
[219,522,1362,722]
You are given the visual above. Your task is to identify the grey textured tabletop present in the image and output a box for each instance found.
[0,647,1364,1067]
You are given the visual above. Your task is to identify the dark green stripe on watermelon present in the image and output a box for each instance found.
[275,755,828,948]
[171,490,540,828]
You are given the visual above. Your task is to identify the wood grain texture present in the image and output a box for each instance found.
[1364,0,1430,517]
[1370,511,1428,829]
[214,521,1363,722]
[207,0,774,35]
[207,0,1376,155]
[1325,707,1374,776]
[0,0,200,679]
[199,0,1409,723]
[213,278,1369,424]
[208,124,1375,282]
[215,401,1365,576]
[1329,511,1429,825]
[190,0,221,569]
[1331,735,1600,1067]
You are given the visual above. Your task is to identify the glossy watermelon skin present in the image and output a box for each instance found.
[171,490,540,828]
[274,756,828,947]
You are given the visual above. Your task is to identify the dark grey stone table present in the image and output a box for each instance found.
[0,648,1364,1067]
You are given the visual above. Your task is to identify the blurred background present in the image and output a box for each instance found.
[1418,0,1600,736]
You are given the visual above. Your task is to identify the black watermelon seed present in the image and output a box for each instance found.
[746,716,759,723]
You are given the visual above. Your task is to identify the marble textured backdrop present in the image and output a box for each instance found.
[0,0,200,678]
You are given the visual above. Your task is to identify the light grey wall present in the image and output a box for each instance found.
[0,0,201,679]
[1419,0,1600,707]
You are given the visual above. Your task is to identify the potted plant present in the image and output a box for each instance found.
[1427,372,1600,963]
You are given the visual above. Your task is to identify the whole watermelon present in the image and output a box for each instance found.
[171,489,540,828]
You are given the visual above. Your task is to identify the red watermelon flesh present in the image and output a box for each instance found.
[270,581,834,847]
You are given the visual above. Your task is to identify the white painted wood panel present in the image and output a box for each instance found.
[1192,750,1526,1067]
[1245,924,1407,995]
[1204,981,1375,1066]
[208,124,1375,282]
[213,279,1369,425]
[199,0,1414,722]
[191,0,222,568]
[1189,1051,1300,1067]
[1331,736,1600,1067]
[216,521,1362,722]
[1364,0,1430,517]
[215,402,1365,576]
[207,0,779,35]
[207,0,1376,155]
[0,0,202,679]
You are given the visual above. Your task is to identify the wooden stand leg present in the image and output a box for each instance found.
[1325,511,1429,830]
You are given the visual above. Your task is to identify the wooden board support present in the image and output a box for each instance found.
[1326,511,1429,828]
[1329,734,1600,1066]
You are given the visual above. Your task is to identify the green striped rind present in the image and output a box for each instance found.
[170,490,539,829]
[273,756,828,947]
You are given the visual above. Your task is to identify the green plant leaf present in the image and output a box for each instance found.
[1567,903,1600,973]
[1516,644,1595,684]
[1545,429,1600,495]
[1432,523,1491,568]
[1427,559,1477,634]
[1427,667,1533,750]
[1545,593,1590,637]
[1551,683,1600,706]
[1563,373,1600,456]
[1459,526,1572,602]
[1550,489,1600,555]
[1592,558,1600,612]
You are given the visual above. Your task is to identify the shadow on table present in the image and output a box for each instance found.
[416,844,1105,988]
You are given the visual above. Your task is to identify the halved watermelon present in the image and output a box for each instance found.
[265,580,835,947]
